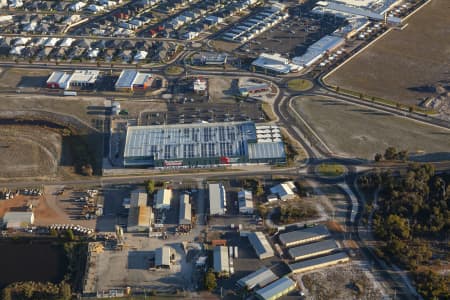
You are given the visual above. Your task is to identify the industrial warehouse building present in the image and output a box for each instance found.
[238,189,254,214]
[288,239,338,261]
[46,70,100,90]
[279,225,330,248]
[255,276,296,300]
[289,252,349,274]
[248,232,275,259]
[127,189,153,232]
[251,53,299,75]
[270,181,296,201]
[114,69,153,92]
[209,183,226,215]
[127,206,153,232]
[2,211,34,229]
[155,189,172,210]
[155,246,171,269]
[237,267,278,290]
[213,246,230,276]
[179,193,191,225]
[292,35,345,67]
[130,190,147,207]
[123,122,286,168]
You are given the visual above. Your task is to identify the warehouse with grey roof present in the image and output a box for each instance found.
[248,232,275,259]
[279,225,330,248]
[289,252,349,274]
[237,267,278,290]
[123,122,286,168]
[288,239,338,261]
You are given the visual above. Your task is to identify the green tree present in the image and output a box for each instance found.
[146,180,155,194]
[386,214,410,240]
[2,287,12,300]
[384,147,398,160]
[374,153,382,162]
[204,270,217,291]
[59,282,71,300]
[65,229,75,241]
[256,182,264,197]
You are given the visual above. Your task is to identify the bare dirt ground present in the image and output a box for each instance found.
[0,93,107,126]
[300,263,384,300]
[0,126,61,179]
[0,186,97,227]
[325,0,450,107]
[0,67,53,89]
[293,96,450,160]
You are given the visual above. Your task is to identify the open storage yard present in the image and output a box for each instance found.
[293,96,450,161]
[325,0,450,109]
[300,263,384,300]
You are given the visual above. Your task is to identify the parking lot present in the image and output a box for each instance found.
[139,101,265,126]
[237,9,346,59]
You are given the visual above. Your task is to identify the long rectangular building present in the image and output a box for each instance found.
[237,267,278,290]
[248,232,274,259]
[255,276,296,300]
[279,225,330,248]
[179,193,191,225]
[213,246,230,275]
[209,183,226,215]
[123,122,286,167]
[288,239,338,261]
[289,252,349,274]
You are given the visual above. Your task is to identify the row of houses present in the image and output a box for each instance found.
[0,36,178,63]
[222,3,287,44]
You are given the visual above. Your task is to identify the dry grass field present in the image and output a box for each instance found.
[0,126,61,179]
[325,0,450,106]
[293,96,450,160]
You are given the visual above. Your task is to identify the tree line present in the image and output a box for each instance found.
[359,164,449,299]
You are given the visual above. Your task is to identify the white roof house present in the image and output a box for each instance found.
[209,183,226,215]
[69,2,87,11]
[179,194,191,225]
[238,189,254,214]
[3,211,34,229]
[133,50,148,61]
[155,189,172,210]
[60,38,75,48]
[44,38,60,48]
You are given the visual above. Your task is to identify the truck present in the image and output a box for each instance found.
[63,91,77,96]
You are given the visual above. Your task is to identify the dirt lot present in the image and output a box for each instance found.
[0,126,61,179]
[0,68,53,89]
[293,96,450,160]
[0,93,108,127]
[0,186,96,228]
[325,0,450,107]
[300,263,384,300]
